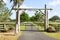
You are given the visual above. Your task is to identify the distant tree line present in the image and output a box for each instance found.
[49,15,60,22]
[20,11,60,22]
[20,10,44,22]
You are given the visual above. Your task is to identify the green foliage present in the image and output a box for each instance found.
[0,2,12,21]
[10,0,24,6]
[49,15,60,21]
[30,16,36,21]
[9,18,16,22]
[20,11,30,22]
[30,10,44,22]
[0,1,6,8]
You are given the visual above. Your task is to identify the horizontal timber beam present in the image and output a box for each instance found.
[12,8,52,10]
[0,22,16,24]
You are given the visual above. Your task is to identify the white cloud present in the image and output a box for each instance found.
[51,12,59,16]
[49,0,60,6]
[20,5,33,8]
[3,0,7,3]
[19,5,33,13]
[48,11,59,18]
[54,12,58,15]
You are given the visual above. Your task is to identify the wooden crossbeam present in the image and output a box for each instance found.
[12,8,52,10]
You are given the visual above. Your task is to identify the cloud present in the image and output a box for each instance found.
[19,5,33,13]
[48,11,59,18]
[3,0,7,3]
[20,5,33,8]
[54,12,58,15]
[49,0,60,6]
[51,12,59,17]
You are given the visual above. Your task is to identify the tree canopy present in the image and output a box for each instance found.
[10,0,24,6]
[10,0,24,12]
[0,1,6,8]
[0,1,12,21]
[30,10,44,22]
[30,16,36,21]
[20,11,30,22]
[49,15,60,21]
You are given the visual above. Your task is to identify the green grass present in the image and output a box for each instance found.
[49,21,60,24]
[44,32,60,39]
[20,25,25,30]
[39,26,44,30]
[33,23,44,30]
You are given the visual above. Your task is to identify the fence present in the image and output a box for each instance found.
[49,24,60,32]
[0,22,16,32]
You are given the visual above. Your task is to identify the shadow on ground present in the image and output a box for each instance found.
[20,30,45,32]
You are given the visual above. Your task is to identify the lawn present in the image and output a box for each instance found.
[33,23,44,30]
[20,25,26,30]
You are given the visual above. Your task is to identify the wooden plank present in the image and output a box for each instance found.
[12,8,52,10]
[49,23,60,24]
[0,22,16,24]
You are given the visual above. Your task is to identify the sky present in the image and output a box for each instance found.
[3,0,60,19]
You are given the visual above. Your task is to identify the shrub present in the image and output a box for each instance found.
[46,26,56,32]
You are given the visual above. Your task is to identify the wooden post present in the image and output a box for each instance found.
[15,11,19,34]
[18,11,20,32]
[44,4,48,30]
[47,11,49,28]
[18,3,20,32]
[15,3,20,34]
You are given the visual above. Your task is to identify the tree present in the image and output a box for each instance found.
[30,10,44,22]
[0,7,12,21]
[0,0,6,9]
[49,15,60,21]
[34,10,44,22]
[0,1,12,21]
[20,11,30,22]
[10,0,24,6]
[30,16,36,21]
[10,0,24,12]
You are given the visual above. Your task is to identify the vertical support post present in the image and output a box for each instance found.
[47,11,49,28]
[18,11,20,32]
[15,1,20,34]
[15,11,19,34]
[44,4,48,30]
[16,7,20,34]
[4,24,6,29]
[18,2,20,32]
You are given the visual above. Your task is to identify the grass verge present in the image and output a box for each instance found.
[0,25,25,40]
[0,31,22,40]
[44,32,60,39]
[33,23,60,39]
[33,23,44,30]
[20,25,25,30]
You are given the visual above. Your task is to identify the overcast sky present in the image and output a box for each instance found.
[3,0,60,19]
